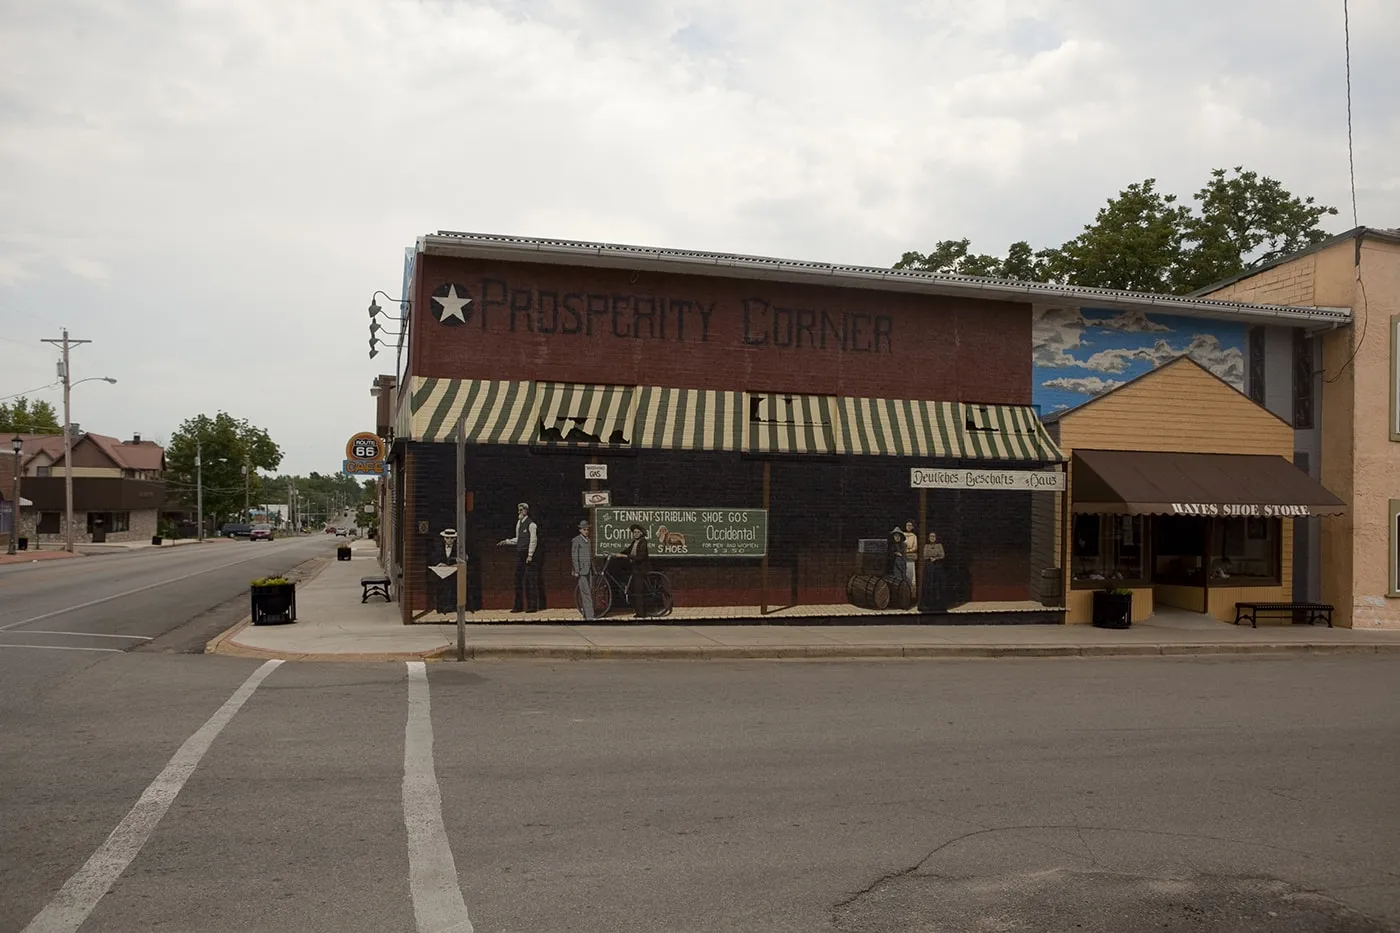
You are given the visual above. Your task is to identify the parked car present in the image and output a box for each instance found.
[325,527,337,535]
[250,523,274,541]
[220,523,253,538]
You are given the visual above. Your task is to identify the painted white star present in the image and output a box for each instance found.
[434,285,471,323]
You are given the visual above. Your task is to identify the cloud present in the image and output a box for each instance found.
[1092,310,1172,334]
[0,0,1395,471]
[1076,333,1244,387]
[1041,375,1125,396]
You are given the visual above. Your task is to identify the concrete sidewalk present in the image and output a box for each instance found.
[209,540,1400,662]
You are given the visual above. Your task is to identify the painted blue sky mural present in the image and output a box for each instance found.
[1032,308,1247,415]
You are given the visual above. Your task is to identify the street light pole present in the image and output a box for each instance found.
[196,438,204,542]
[242,461,250,522]
[7,435,20,555]
[41,329,92,553]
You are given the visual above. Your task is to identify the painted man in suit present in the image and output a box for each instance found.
[571,519,595,619]
[497,501,540,613]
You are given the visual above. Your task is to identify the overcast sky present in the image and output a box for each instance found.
[2,0,1396,475]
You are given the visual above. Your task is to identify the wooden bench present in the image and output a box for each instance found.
[361,575,392,604]
[1233,601,1334,628]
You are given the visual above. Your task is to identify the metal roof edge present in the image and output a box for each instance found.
[1188,226,1400,297]
[419,231,1352,325]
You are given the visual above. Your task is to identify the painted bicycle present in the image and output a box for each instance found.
[583,554,675,618]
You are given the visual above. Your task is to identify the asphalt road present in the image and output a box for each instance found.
[2,648,1398,932]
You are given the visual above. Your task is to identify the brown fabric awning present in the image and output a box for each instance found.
[1071,449,1347,517]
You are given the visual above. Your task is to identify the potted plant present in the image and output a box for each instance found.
[250,576,297,625]
[1091,587,1133,629]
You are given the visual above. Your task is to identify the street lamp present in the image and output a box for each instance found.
[7,434,21,555]
[60,375,117,553]
[195,443,229,541]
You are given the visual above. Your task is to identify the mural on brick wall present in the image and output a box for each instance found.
[1032,308,1247,415]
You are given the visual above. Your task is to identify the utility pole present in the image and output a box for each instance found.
[41,329,91,553]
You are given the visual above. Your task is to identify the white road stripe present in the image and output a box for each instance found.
[13,631,152,640]
[0,548,301,631]
[0,644,123,653]
[403,660,474,933]
[20,659,284,933]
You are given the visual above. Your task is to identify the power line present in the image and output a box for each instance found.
[1325,0,1367,385]
[0,382,60,403]
[1343,0,1358,228]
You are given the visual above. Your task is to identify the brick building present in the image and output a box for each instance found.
[380,232,1349,624]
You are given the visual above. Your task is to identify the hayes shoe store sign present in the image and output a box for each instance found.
[1169,502,1315,517]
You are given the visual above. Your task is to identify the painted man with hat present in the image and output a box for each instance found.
[571,519,596,620]
[497,501,541,613]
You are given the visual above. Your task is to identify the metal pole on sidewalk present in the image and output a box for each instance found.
[196,439,204,542]
[455,410,468,662]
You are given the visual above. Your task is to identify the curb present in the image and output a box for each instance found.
[385,641,1400,662]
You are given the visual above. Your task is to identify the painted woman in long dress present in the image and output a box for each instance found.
[919,532,947,612]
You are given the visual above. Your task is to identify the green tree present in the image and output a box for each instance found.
[165,413,283,527]
[1176,166,1340,291]
[1039,179,1192,292]
[0,396,61,434]
[894,238,1045,280]
[895,167,1337,295]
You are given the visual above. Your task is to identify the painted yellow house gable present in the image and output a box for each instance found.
[1052,355,1295,624]
[1053,356,1293,459]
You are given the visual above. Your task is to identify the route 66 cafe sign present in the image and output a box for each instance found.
[343,432,385,476]
[910,467,1066,491]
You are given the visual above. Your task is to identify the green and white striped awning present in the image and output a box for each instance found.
[961,404,1062,462]
[633,386,744,451]
[744,392,836,454]
[830,398,964,458]
[414,378,538,444]
[536,383,636,446]
[405,377,1062,462]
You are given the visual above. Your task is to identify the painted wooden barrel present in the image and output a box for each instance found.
[886,576,913,611]
[847,574,891,610]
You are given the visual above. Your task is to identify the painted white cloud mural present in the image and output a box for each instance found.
[1032,307,1247,410]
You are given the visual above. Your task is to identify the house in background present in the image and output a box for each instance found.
[17,430,167,545]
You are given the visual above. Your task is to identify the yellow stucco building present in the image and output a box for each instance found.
[1200,226,1400,628]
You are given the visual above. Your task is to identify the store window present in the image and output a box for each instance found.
[37,512,60,534]
[1207,518,1280,584]
[1071,514,1147,587]
[1151,515,1280,586]
[86,512,131,534]
[0,501,11,534]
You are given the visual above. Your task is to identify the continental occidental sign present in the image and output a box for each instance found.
[594,508,768,558]
[910,468,1065,492]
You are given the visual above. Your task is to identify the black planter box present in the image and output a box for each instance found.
[251,582,297,625]
[337,545,352,561]
[1091,591,1133,629]
[151,536,163,546]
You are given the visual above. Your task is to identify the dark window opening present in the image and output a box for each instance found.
[1071,514,1148,587]
[37,512,61,534]
[1293,330,1314,429]
[86,511,131,534]
[1248,326,1266,405]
